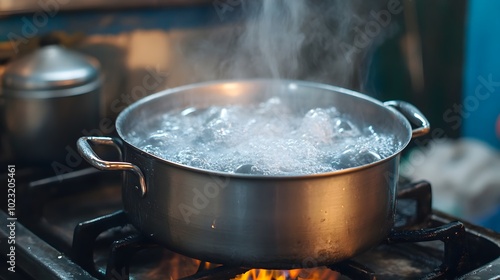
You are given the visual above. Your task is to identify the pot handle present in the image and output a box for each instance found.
[384,100,430,138]
[77,136,147,197]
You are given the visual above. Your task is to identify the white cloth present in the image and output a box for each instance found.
[402,138,500,222]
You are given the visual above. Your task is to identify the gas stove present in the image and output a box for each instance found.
[1,166,500,279]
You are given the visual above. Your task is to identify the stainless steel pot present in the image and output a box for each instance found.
[1,45,100,163]
[77,79,429,268]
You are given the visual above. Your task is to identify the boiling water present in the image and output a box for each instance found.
[127,98,399,175]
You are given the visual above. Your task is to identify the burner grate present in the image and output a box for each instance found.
[3,168,500,279]
[69,181,468,280]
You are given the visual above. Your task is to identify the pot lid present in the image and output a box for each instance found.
[1,45,100,91]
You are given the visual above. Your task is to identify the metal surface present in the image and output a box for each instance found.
[72,211,129,277]
[0,210,96,280]
[2,90,100,162]
[78,79,429,268]
[1,45,100,163]
[386,221,467,278]
[4,162,499,279]
[2,45,100,93]
[435,212,500,280]
[77,137,147,196]
[384,100,431,138]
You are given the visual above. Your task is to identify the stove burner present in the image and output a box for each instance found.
[2,167,500,279]
[69,181,467,280]
[72,211,129,276]
[387,222,466,278]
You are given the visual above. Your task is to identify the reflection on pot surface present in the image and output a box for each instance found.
[78,79,429,268]
[1,45,101,163]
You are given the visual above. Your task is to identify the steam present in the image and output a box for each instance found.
[170,0,388,89]
[227,1,308,79]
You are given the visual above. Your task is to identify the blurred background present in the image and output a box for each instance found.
[0,0,498,230]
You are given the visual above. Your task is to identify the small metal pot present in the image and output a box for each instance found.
[1,45,100,163]
[78,79,429,268]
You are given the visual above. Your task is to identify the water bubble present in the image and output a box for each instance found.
[357,149,382,165]
[332,118,360,137]
[336,149,359,169]
[234,164,265,175]
[129,97,397,175]
[300,108,334,144]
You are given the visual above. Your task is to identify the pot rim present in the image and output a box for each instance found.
[0,78,101,99]
[116,78,412,179]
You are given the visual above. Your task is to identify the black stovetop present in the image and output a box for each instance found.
[1,167,500,280]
